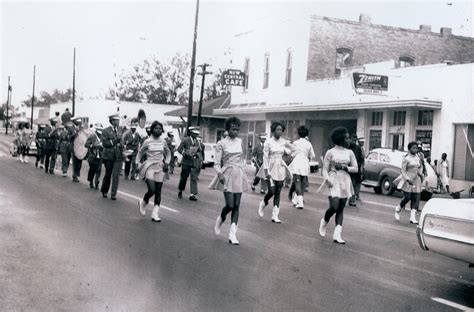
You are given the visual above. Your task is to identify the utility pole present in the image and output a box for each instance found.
[187,0,200,134]
[31,65,36,128]
[5,76,11,134]
[197,63,212,126]
[72,47,76,116]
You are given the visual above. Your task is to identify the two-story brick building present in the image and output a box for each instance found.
[213,14,474,186]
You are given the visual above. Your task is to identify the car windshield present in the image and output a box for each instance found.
[204,144,215,151]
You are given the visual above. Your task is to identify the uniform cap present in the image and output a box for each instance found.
[71,116,82,122]
[258,133,267,138]
[108,113,121,120]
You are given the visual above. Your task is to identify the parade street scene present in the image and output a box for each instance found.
[1,1,473,311]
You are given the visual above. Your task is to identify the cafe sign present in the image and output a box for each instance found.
[222,69,246,86]
[353,73,388,94]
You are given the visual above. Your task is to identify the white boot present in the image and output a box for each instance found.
[24,156,29,163]
[19,154,24,162]
[271,206,281,223]
[296,195,304,209]
[138,199,147,216]
[394,205,401,221]
[333,225,346,244]
[319,218,328,237]
[258,201,267,218]
[229,223,239,245]
[151,205,161,222]
[291,193,298,207]
[409,209,418,224]
[214,216,223,235]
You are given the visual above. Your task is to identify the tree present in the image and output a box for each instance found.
[22,88,79,107]
[109,53,191,105]
[203,69,230,101]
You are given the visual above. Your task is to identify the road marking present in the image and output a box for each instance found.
[347,215,415,234]
[431,297,473,311]
[360,199,396,208]
[117,190,180,213]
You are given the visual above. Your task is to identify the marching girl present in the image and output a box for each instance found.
[394,141,424,224]
[209,117,248,245]
[257,121,293,223]
[318,127,358,244]
[137,121,171,222]
[288,126,315,209]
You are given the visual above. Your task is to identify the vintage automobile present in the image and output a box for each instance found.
[362,148,437,200]
[202,143,216,168]
[416,198,474,265]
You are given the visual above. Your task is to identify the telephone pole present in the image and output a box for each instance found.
[187,0,200,133]
[72,47,76,116]
[197,63,212,126]
[31,65,36,128]
[5,76,11,134]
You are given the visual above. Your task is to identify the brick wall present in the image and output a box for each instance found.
[307,16,474,80]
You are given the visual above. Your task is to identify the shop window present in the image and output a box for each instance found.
[285,49,293,87]
[418,110,433,126]
[416,130,432,157]
[371,112,383,126]
[244,58,250,90]
[453,124,474,181]
[399,56,415,68]
[392,111,406,126]
[263,53,270,89]
[369,130,382,150]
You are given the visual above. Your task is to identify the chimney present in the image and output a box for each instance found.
[419,25,431,33]
[441,27,452,36]
[359,14,371,25]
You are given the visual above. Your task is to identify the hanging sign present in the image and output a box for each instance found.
[222,69,246,86]
[353,73,388,94]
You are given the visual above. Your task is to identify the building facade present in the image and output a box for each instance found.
[214,14,474,187]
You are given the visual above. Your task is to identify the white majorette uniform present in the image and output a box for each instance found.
[317,146,357,198]
[289,138,315,176]
[208,137,249,192]
[137,136,171,182]
[256,137,292,182]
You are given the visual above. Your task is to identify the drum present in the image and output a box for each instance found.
[74,128,93,159]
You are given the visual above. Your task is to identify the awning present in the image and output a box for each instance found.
[166,95,231,118]
[213,99,442,115]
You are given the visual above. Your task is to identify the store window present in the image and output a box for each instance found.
[418,110,433,126]
[453,124,474,181]
[285,49,293,87]
[392,111,406,126]
[263,53,270,89]
[369,130,382,150]
[371,112,383,126]
[399,56,415,68]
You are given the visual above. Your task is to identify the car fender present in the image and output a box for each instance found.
[377,167,400,185]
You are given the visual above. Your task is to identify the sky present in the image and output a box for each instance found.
[1,0,472,106]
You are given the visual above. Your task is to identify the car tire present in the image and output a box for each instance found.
[380,176,395,195]
[420,191,433,201]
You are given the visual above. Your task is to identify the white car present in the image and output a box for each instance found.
[416,198,474,265]
[203,143,216,168]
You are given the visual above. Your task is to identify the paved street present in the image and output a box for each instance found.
[0,136,472,312]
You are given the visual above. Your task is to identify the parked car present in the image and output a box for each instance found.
[174,151,183,167]
[416,198,474,265]
[361,148,437,200]
[202,143,216,168]
[28,140,37,156]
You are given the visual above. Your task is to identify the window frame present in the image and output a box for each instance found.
[243,57,250,90]
[285,48,293,87]
[263,53,270,89]
[399,55,415,68]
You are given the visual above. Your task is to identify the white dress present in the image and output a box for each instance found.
[208,137,249,193]
[256,137,293,182]
[137,136,171,182]
[289,138,315,176]
[317,146,358,198]
[438,160,450,187]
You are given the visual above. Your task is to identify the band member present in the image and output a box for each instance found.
[60,108,72,124]
[164,131,176,174]
[257,122,293,223]
[21,123,33,163]
[100,113,124,200]
[177,126,204,201]
[71,117,84,182]
[123,118,140,180]
[58,123,72,177]
[318,127,358,244]
[394,141,425,224]
[251,133,267,194]
[44,118,60,174]
[210,117,248,245]
[35,124,47,168]
[137,121,171,222]
[85,125,104,189]
[288,126,315,209]
[348,134,365,206]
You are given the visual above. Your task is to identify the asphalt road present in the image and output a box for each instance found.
[0,138,472,311]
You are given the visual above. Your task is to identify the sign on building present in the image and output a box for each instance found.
[222,69,246,86]
[353,73,388,94]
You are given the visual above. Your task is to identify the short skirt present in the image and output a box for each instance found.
[139,160,165,182]
[209,165,249,193]
[317,170,354,198]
